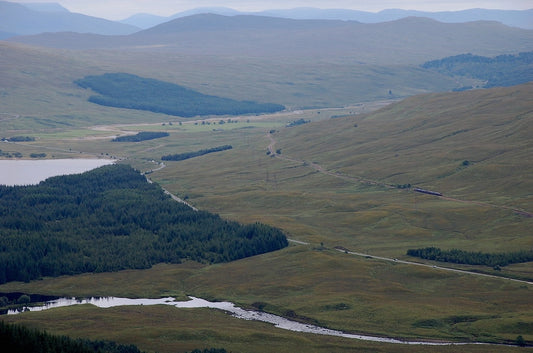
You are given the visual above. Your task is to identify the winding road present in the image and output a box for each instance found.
[285,239,533,286]
[144,161,198,211]
[269,131,533,285]
[334,245,533,285]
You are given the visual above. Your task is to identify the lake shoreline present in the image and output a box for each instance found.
[0,158,115,186]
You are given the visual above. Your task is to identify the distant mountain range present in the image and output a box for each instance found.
[8,14,533,66]
[20,2,69,13]
[120,6,533,30]
[0,1,531,40]
[0,1,138,38]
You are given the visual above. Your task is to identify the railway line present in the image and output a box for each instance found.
[266,131,532,217]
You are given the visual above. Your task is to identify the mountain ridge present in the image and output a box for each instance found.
[8,14,533,66]
[0,0,139,36]
[121,6,533,29]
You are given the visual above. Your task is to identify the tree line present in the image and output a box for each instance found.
[3,136,36,142]
[75,73,285,117]
[0,164,288,284]
[162,145,233,161]
[406,247,533,267]
[1,321,231,353]
[0,321,145,353]
[112,131,169,142]
[421,51,533,88]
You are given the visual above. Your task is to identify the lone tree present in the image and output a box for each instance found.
[516,335,526,346]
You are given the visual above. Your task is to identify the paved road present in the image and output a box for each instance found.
[287,239,532,285]
[334,246,533,286]
[144,161,198,211]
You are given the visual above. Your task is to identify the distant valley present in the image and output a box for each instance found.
[0,3,532,352]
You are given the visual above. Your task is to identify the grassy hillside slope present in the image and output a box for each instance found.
[279,83,533,208]
[0,42,165,131]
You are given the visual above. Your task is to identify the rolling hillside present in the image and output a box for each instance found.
[8,15,533,65]
[0,40,457,116]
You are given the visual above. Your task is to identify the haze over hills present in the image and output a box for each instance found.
[8,14,533,66]
[1,12,532,113]
[121,6,533,30]
[0,1,139,37]
[120,7,242,29]
[20,2,69,13]
[1,0,530,38]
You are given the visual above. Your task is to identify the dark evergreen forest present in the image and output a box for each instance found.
[0,164,288,284]
[112,131,169,142]
[0,321,145,353]
[1,321,228,353]
[162,145,233,161]
[75,73,285,117]
[407,247,533,267]
[421,51,533,88]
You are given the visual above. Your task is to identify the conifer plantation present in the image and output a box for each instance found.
[0,164,288,284]
[75,73,285,117]
[0,322,145,353]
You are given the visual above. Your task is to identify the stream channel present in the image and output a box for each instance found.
[6,295,487,346]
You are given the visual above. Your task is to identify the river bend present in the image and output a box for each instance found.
[7,296,490,346]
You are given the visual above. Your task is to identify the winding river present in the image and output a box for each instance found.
[7,296,487,346]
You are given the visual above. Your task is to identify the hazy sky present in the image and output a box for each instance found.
[14,0,533,20]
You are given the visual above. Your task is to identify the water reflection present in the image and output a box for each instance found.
[0,159,114,186]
